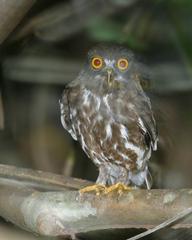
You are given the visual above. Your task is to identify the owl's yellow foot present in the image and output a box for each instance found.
[105,183,133,195]
[79,184,106,196]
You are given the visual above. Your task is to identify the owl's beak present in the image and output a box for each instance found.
[107,69,114,87]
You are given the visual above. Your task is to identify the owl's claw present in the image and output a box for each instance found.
[105,183,133,195]
[79,184,106,196]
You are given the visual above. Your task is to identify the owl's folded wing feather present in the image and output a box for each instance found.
[137,99,158,151]
[59,88,77,141]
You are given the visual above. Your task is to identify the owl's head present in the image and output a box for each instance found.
[81,44,140,89]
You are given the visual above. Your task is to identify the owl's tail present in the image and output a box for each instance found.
[129,166,152,189]
[145,169,153,189]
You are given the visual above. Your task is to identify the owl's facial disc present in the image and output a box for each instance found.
[89,51,130,89]
[104,58,129,87]
[90,56,114,87]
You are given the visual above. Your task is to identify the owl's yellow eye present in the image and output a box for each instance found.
[117,58,129,71]
[91,57,103,70]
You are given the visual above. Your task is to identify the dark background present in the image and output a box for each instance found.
[0,0,192,239]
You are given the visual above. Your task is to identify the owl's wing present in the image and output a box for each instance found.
[59,87,77,141]
[137,98,158,151]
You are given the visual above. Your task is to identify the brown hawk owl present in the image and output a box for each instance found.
[60,45,157,191]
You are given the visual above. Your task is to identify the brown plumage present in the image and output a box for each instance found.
[60,45,158,189]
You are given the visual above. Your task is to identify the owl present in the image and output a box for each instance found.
[60,45,158,193]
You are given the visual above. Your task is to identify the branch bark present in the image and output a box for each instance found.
[0,164,91,190]
[0,165,192,238]
[0,0,35,44]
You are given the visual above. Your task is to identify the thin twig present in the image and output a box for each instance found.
[127,207,192,240]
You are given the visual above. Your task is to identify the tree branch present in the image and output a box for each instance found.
[15,0,140,41]
[0,164,192,239]
[0,0,35,44]
[3,55,192,93]
[0,164,92,190]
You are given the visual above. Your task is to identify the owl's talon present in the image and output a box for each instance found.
[105,183,133,195]
[79,184,106,196]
